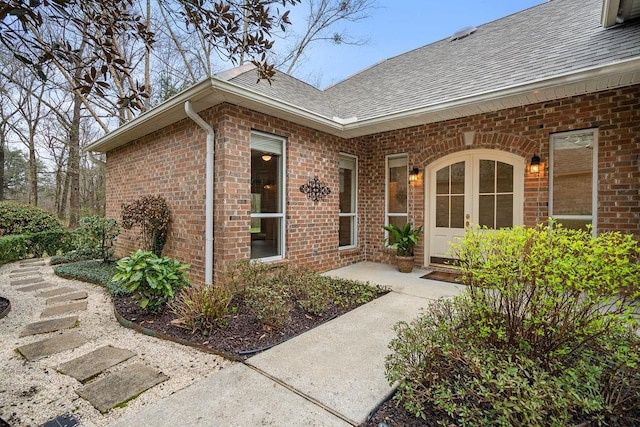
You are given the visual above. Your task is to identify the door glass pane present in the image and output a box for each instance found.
[552,133,594,216]
[479,160,495,193]
[479,195,495,228]
[251,149,281,214]
[436,195,449,227]
[496,194,513,228]
[497,162,514,193]
[450,162,465,194]
[450,196,465,229]
[251,217,281,259]
[436,166,449,194]
[388,164,407,213]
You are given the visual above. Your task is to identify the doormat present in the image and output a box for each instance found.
[421,271,462,284]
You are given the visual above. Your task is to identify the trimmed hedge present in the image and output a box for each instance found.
[0,231,76,265]
[0,202,62,236]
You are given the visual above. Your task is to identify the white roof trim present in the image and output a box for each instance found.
[88,56,640,152]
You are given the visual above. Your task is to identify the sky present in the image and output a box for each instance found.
[287,0,546,88]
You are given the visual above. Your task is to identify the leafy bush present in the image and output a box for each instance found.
[121,195,170,256]
[0,202,62,236]
[111,250,189,310]
[76,215,120,260]
[53,260,129,296]
[50,250,97,265]
[223,260,387,328]
[386,224,640,426]
[0,230,75,264]
[171,283,235,334]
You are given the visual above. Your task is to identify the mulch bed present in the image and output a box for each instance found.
[420,271,462,284]
[113,295,377,360]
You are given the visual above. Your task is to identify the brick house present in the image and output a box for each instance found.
[87,0,640,284]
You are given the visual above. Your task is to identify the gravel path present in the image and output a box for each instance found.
[0,259,231,427]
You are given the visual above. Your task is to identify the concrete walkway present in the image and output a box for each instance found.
[112,262,464,426]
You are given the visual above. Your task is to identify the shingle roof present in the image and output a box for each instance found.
[230,0,640,121]
[227,68,339,118]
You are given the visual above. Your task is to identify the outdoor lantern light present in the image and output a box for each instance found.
[409,166,420,183]
[261,154,272,162]
[530,154,541,174]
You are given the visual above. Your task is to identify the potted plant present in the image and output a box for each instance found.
[383,223,423,273]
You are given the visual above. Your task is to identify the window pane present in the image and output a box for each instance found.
[388,163,407,213]
[387,216,408,245]
[251,149,281,214]
[497,162,514,193]
[555,218,592,231]
[339,216,354,247]
[436,195,449,227]
[450,196,465,229]
[479,160,495,193]
[552,132,594,216]
[450,162,465,195]
[251,217,282,259]
[339,167,354,213]
[496,194,513,228]
[479,195,495,228]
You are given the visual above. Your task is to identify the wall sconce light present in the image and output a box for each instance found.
[261,154,272,162]
[409,166,420,183]
[530,154,541,174]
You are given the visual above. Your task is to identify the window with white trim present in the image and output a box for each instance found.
[339,154,357,249]
[549,129,597,234]
[386,154,408,241]
[250,132,286,260]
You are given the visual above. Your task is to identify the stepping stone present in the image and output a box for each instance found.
[40,413,79,427]
[57,346,136,383]
[20,315,79,337]
[9,271,40,278]
[11,266,40,273]
[41,301,87,318]
[19,261,45,266]
[16,332,87,361]
[16,282,55,292]
[10,276,44,286]
[37,287,77,298]
[46,291,88,305]
[76,364,169,413]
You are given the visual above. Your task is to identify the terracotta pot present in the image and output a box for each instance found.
[396,255,415,273]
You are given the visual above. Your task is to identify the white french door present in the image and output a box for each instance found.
[427,150,524,265]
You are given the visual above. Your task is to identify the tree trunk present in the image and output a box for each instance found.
[28,133,37,206]
[68,89,82,227]
[0,134,4,201]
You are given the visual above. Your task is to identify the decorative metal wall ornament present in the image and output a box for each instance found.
[300,176,331,203]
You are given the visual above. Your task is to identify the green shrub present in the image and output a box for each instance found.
[385,224,640,426]
[170,283,235,334]
[121,195,170,256]
[0,230,75,264]
[223,260,386,327]
[53,260,116,288]
[244,276,292,328]
[76,215,120,260]
[111,250,189,310]
[0,202,62,236]
[50,250,97,265]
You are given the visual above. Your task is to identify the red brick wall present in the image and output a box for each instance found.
[358,85,640,266]
[105,84,640,280]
